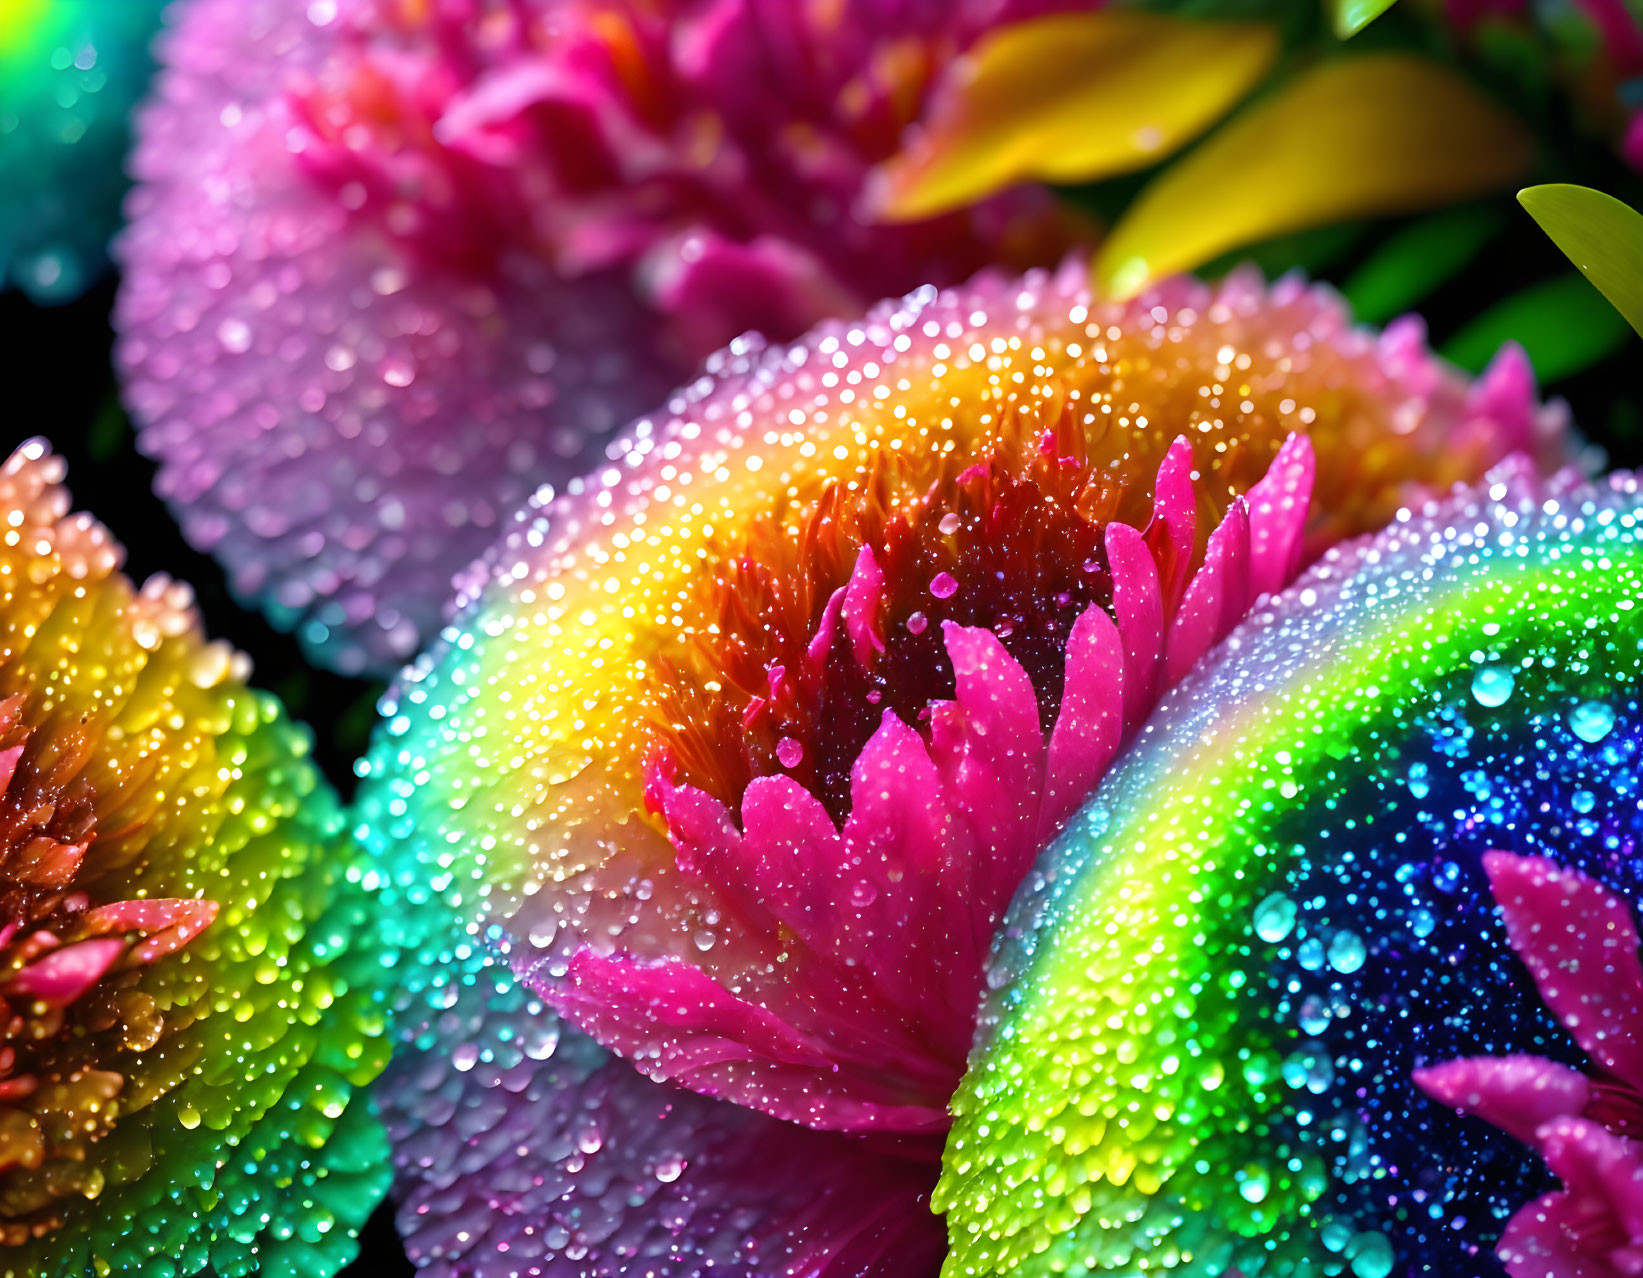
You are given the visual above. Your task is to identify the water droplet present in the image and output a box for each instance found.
[930,572,958,599]
[1572,788,1596,814]
[1237,1166,1270,1203]
[939,513,961,536]
[1471,664,1514,708]
[776,737,804,769]
[1327,930,1366,974]
[1406,762,1430,800]
[1570,700,1616,743]
[1298,995,1330,1035]
[1253,891,1297,943]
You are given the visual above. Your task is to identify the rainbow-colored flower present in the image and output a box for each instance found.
[114,0,1086,676]
[0,440,391,1278]
[0,0,166,302]
[356,262,1565,1274]
[941,460,1643,1274]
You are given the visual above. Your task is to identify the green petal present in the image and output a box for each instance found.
[1093,54,1533,300]
[869,10,1278,222]
[1518,183,1643,338]
[1334,0,1399,38]
[1440,272,1634,382]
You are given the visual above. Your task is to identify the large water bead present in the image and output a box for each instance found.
[0,442,392,1278]
[939,464,1643,1276]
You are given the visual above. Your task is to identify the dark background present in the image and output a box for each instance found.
[0,200,1636,1275]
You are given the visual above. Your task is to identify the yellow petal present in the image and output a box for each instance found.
[1093,53,1534,299]
[1518,184,1643,338]
[869,10,1279,223]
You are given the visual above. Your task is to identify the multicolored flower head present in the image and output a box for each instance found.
[356,261,1566,1273]
[0,0,166,302]
[115,0,1085,676]
[0,441,392,1278]
[940,460,1643,1275]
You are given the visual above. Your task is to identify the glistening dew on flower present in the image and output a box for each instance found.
[353,259,1569,1273]
[0,0,166,303]
[114,0,1086,677]
[940,460,1643,1277]
[0,441,391,1278]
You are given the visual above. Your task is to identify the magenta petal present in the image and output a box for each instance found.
[1145,436,1198,614]
[929,624,1046,915]
[1244,433,1316,599]
[1163,496,1251,685]
[737,773,851,951]
[9,938,127,1005]
[1414,1053,1592,1149]
[1039,603,1125,842]
[1498,1190,1620,1278]
[1538,1115,1643,1245]
[1106,520,1164,729]
[843,543,889,668]
[1485,851,1643,1091]
[382,975,946,1278]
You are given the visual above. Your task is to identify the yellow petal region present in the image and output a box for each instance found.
[1094,54,1535,299]
[869,10,1279,222]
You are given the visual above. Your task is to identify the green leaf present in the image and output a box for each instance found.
[869,9,1279,221]
[1340,204,1504,324]
[1333,0,1398,38]
[1440,273,1633,381]
[1518,184,1643,338]
[1093,54,1534,299]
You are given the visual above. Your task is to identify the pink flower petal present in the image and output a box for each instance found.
[929,624,1046,923]
[9,937,127,1006]
[1245,433,1316,599]
[1485,851,1643,1092]
[843,544,889,668]
[1414,1053,1592,1148]
[552,948,943,1131]
[1163,496,1251,685]
[1145,436,1198,615]
[1106,520,1164,727]
[1039,603,1125,842]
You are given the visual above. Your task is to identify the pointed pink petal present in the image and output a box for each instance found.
[808,585,847,670]
[9,938,127,1006]
[1245,433,1315,598]
[929,623,1046,916]
[1414,1053,1591,1149]
[1485,851,1643,1091]
[1039,603,1125,842]
[652,773,767,930]
[1468,343,1541,457]
[1145,436,1198,614]
[1163,496,1250,685]
[738,772,849,950]
[551,948,945,1131]
[843,543,888,668]
[1106,520,1163,729]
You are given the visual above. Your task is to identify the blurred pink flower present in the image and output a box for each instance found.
[115,0,1086,675]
